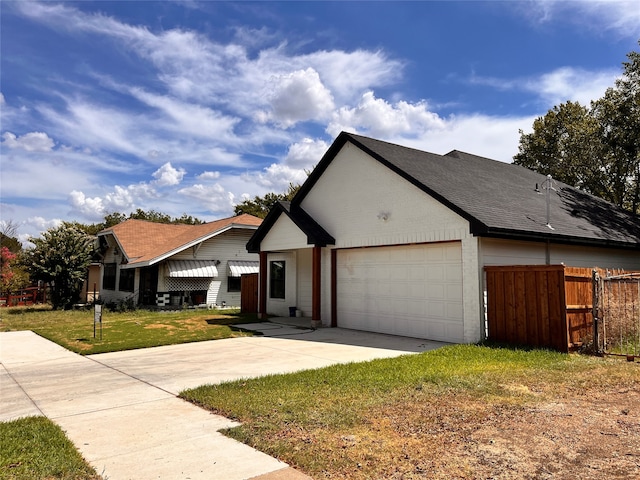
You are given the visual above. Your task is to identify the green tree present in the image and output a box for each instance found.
[591,48,640,212]
[234,183,301,218]
[72,210,205,235]
[514,42,640,213]
[23,225,95,310]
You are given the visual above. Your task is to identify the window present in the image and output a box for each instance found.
[227,276,241,292]
[269,261,285,299]
[118,268,135,292]
[103,263,117,290]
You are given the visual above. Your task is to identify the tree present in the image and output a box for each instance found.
[514,42,640,213]
[0,220,22,253]
[591,47,640,213]
[71,210,205,235]
[0,220,29,296]
[234,183,301,218]
[22,225,95,310]
[0,247,29,295]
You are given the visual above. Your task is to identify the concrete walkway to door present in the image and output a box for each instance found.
[0,323,447,479]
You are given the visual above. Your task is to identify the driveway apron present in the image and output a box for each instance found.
[1,325,445,479]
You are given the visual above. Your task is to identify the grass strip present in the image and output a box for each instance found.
[0,416,99,480]
[0,306,258,354]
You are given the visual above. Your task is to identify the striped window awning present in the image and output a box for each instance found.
[167,260,218,278]
[228,260,259,277]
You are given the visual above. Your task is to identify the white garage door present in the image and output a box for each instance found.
[336,243,464,342]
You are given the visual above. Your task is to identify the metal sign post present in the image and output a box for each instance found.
[94,303,103,340]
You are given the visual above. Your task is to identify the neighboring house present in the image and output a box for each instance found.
[247,132,640,343]
[81,263,102,303]
[98,214,262,308]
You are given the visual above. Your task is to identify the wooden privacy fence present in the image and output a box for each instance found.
[485,265,599,353]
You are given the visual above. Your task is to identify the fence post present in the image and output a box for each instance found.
[592,269,600,355]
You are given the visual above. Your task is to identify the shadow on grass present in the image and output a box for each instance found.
[478,339,563,353]
[4,306,52,315]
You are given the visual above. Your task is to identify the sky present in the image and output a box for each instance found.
[1,1,639,244]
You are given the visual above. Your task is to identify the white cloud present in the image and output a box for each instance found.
[152,162,186,187]
[198,171,221,180]
[328,91,445,138]
[26,216,62,233]
[245,163,310,192]
[265,68,334,127]
[301,49,403,104]
[125,86,240,139]
[525,1,640,38]
[529,67,617,106]
[401,114,537,163]
[37,100,143,156]
[69,191,106,220]
[470,67,618,107]
[283,138,329,168]
[2,131,55,152]
[69,183,158,220]
[177,183,235,213]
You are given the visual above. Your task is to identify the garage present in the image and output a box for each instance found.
[336,242,464,342]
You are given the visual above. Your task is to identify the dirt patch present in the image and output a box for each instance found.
[269,373,640,479]
[463,389,640,480]
[143,323,177,330]
[323,387,640,480]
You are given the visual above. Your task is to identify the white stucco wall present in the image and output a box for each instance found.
[296,248,313,317]
[481,238,640,270]
[265,251,298,317]
[262,215,309,251]
[301,143,470,248]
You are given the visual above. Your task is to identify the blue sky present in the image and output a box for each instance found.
[1,1,639,243]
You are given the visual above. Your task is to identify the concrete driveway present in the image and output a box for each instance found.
[0,321,446,479]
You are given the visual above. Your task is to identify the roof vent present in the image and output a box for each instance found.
[541,174,557,230]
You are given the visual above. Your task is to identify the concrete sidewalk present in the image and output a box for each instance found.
[0,325,446,479]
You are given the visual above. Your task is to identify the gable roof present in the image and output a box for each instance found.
[246,201,335,253]
[267,132,640,250]
[99,214,262,267]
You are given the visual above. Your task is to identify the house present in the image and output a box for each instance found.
[247,132,640,343]
[98,214,262,308]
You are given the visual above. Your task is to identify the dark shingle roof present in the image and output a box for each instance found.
[292,132,640,249]
[246,201,335,253]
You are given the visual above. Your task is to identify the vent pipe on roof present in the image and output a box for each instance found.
[541,174,557,230]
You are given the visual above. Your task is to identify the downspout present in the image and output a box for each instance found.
[546,239,551,265]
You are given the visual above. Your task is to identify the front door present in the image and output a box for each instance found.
[138,265,159,306]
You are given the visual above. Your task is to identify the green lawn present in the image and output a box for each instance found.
[0,305,259,354]
[181,344,640,479]
[0,417,100,480]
